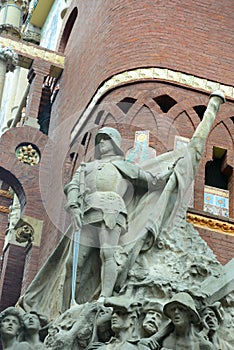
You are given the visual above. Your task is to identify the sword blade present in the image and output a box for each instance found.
[71,230,80,305]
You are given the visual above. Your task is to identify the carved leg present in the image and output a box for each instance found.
[99,224,122,298]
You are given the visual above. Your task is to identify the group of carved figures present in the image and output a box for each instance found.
[1,91,233,349]
[0,292,233,349]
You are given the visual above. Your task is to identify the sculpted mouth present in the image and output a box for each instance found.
[174,317,181,322]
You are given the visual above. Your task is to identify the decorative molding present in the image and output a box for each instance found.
[71,67,234,143]
[187,212,234,236]
[0,36,65,69]
[0,190,13,199]
[0,206,10,214]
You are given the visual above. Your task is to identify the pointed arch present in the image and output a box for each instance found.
[58,7,78,53]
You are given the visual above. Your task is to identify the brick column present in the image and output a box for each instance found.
[0,244,26,311]
[24,59,51,128]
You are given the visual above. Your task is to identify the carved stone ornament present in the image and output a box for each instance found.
[22,29,41,44]
[15,222,34,243]
[16,143,40,165]
[0,45,18,72]
[12,91,234,350]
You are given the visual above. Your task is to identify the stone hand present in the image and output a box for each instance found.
[139,338,160,350]
[69,207,83,230]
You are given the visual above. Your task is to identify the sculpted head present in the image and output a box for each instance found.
[200,302,224,333]
[105,297,140,337]
[142,300,163,335]
[0,307,24,339]
[23,311,47,334]
[163,292,200,330]
[94,127,124,159]
[96,305,113,328]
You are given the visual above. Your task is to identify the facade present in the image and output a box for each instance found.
[0,0,233,313]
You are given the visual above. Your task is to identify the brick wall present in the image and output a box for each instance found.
[199,228,234,265]
[51,0,234,131]
[40,81,234,270]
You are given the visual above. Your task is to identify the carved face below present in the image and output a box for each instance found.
[201,308,219,332]
[96,306,113,327]
[167,304,191,329]
[23,313,41,332]
[98,136,115,157]
[1,315,21,337]
[143,310,162,335]
[111,310,133,333]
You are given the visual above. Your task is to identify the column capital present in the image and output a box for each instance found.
[0,45,18,72]
[0,0,29,12]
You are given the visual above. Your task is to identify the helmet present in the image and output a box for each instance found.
[200,302,224,323]
[94,127,124,159]
[143,299,163,314]
[163,292,200,324]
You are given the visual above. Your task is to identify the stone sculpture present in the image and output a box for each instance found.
[161,292,215,350]
[87,296,141,349]
[22,311,48,349]
[14,90,234,349]
[43,303,97,350]
[0,307,31,350]
[19,90,227,321]
[141,299,163,337]
[200,303,232,350]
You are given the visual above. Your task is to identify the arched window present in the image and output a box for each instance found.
[153,95,177,113]
[204,147,230,218]
[58,7,78,53]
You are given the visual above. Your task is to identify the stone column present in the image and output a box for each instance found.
[0,45,18,107]
[0,0,29,37]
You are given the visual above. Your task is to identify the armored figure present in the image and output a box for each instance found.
[64,127,172,300]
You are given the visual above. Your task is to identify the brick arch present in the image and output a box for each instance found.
[0,126,48,219]
[144,86,186,104]
[0,167,26,213]
[58,7,78,53]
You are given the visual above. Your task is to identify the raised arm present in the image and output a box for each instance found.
[181,90,226,179]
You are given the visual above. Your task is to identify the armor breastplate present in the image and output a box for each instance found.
[84,161,127,215]
[86,161,124,192]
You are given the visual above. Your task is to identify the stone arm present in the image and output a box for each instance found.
[140,159,181,192]
[187,91,225,175]
[64,167,82,208]
[138,322,174,350]
[64,166,84,230]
